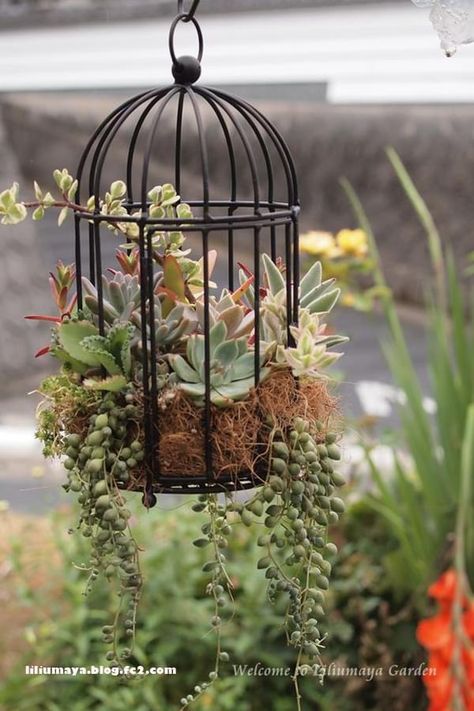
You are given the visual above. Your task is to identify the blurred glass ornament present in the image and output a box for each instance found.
[411,0,474,56]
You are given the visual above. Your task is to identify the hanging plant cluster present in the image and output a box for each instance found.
[0,6,348,706]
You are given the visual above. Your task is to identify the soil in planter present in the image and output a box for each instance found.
[145,368,339,482]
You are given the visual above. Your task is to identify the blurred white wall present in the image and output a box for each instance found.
[0,3,473,103]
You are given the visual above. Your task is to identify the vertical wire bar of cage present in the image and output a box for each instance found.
[138,220,153,496]
[201,227,213,476]
[139,89,181,488]
[185,87,213,480]
[270,221,277,263]
[87,227,96,283]
[93,218,105,336]
[195,88,263,427]
[174,91,185,193]
[74,215,83,310]
[285,222,293,346]
[197,92,238,292]
[206,89,277,282]
[292,216,300,325]
[145,226,159,482]
[85,90,172,498]
[214,90,298,216]
[126,91,170,205]
[194,90,261,445]
[253,226,261,387]
[224,115,237,293]
[75,93,150,290]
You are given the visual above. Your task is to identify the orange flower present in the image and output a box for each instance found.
[417,611,454,652]
[463,604,474,637]
[429,570,457,605]
[418,569,474,711]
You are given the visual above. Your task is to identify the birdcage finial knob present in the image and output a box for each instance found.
[169,14,203,85]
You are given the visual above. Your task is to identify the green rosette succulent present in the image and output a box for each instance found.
[82,273,142,325]
[196,289,254,340]
[240,255,342,348]
[130,294,198,350]
[168,321,270,407]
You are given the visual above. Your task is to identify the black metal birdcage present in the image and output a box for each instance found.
[72,0,300,505]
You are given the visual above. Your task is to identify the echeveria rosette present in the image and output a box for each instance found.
[241,256,343,353]
[195,289,254,341]
[168,321,271,407]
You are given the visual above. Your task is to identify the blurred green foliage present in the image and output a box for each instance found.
[343,148,474,601]
[0,498,424,711]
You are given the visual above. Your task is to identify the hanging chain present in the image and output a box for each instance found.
[177,0,200,22]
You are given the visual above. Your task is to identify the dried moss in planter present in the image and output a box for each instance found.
[1,8,348,708]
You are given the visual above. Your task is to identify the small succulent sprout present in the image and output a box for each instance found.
[115,248,140,276]
[290,309,349,350]
[53,168,75,193]
[186,250,218,297]
[37,182,56,208]
[280,327,343,379]
[0,182,27,225]
[108,180,127,201]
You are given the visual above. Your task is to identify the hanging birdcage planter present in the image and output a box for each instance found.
[1,2,347,704]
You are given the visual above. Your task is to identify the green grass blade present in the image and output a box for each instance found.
[386,147,445,307]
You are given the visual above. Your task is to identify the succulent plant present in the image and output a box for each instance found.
[196,289,254,340]
[82,273,142,325]
[278,327,343,379]
[115,182,194,252]
[289,309,349,349]
[51,319,134,391]
[168,321,270,407]
[239,255,342,349]
[130,294,198,351]
[0,182,27,225]
[82,268,166,322]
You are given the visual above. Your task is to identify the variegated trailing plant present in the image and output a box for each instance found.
[1,171,347,710]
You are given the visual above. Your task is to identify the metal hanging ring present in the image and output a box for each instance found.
[169,14,204,67]
[177,0,200,22]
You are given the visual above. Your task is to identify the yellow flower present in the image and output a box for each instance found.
[336,229,368,258]
[0,500,10,513]
[341,292,356,307]
[299,231,336,257]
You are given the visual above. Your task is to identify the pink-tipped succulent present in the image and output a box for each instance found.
[25,260,77,356]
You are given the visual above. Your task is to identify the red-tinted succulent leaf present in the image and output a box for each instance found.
[25,315,62,323]
[34,345,51,358]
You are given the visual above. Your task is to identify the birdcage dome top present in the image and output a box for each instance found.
[74,13,300,235]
